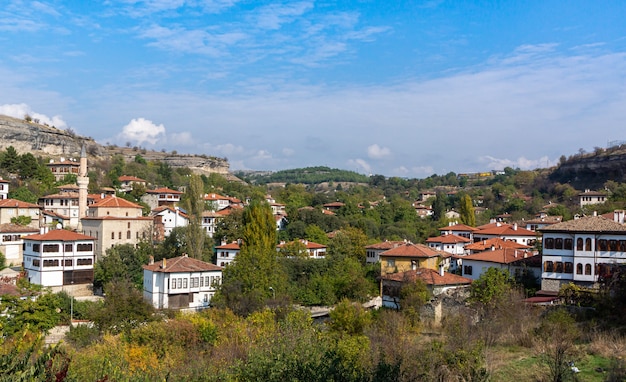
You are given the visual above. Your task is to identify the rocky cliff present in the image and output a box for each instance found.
[550,146,626,189]
[0,114,230,176]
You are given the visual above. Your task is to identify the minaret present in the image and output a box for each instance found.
[77,145,89,231]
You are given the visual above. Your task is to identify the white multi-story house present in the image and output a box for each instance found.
[0,224,39,267]
[539,212,626,293]
[151,206,188,237]
[473,222,537,247]
[141,187,183,210]
[23,230,96,287]
[118,175,147,193]
[365,240,407,264]
[438,223,478,241]
[425,234,471,255]
[142,255,222,310]
[578,189,607,208]
[214,241,241,267]
[0,178,8,199]
[460,247,540,282]
[277,239,327,258]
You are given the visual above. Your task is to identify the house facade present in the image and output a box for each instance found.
[539,213,626,292]
[23,230,96,287]
[215,241,241,267]
[379,242,449,275]
[277,239,327,258]
[142,255,222,310]
[46,158,80,181]
[473,223,537,246]
[578,190,607,208]
[0,224,39,267]
[151,206,188,237]
[365,240,407,264]
[141,187,183,209]
[461,247,540,281]
[0,199,41,229]
[0,178,8,199]
[425,234,470,255]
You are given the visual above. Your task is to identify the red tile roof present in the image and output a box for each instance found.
[215,241,241,250]
[381,268,472,286]
[143,255,222,273]
[463,248,536,264]
[277,239,326,250]
[425,234,471,244]
[438,223,478,232]
[146,187,183,194]
[0,199,41,209]
[381,243,444,258]
[119,175,146,182]
[23,229,95,241]
[464,237,531,252]
[366,240,407,250]
[90,196,142,209]
[474,224,536,236]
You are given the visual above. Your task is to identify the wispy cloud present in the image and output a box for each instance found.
[367,144,391,159]
[0,103,67,128]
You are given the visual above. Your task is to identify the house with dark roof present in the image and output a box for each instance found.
[539,211,626,292]
[143,255,222,310]
[22,230,96,288]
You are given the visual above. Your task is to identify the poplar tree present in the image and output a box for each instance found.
[183,174,205,260]
[459,194,476,226]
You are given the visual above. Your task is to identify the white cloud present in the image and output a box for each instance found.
[347,158,371,174]
[367,144,390,159]
[0,103,67,128]
[479,155,556,171]
[117,118,166,145]
[168,131,194,145]
[255,2,313,30]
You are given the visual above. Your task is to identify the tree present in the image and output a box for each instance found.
[90,279,155,335]
[469,267,515,307]
[535,308,580,382]
[93,243,150,291]
[327,227,368,264]
[17,153,39,179]
[432,192,447,221]
[0,146,20,174]
[458,194,476,226]
[214,201,287,315]
[183,174,206,260]
[328,298,371,336]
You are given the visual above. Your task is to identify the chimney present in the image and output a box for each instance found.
[149,255,154,265]
[614,210,625,224]
[439,263,444,277]
[491,245,495,251]
[513,223,518,231]
[161,258,166,269]
[514,250,518,258]
[593,211,597,217]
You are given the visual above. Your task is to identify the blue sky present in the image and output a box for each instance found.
[1,1,625,177]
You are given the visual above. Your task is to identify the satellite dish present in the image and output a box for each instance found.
[56,223,62,230]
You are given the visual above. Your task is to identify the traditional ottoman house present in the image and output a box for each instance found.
[438,223,478,241]
[46,158,80,181]
[473,222,537,247]
[379,242,450,275]
[141,187,183,210]
[276,239,327,259]
[365,240,407,264]
[539,211,626,293]
[0,224,39,267]
[0,199,41,229]
[150,206,188,238]
[214,241,241,267]
[578,189,607,208]
[460,247,540,281]
[22,230,96,287]
[426,234,471,255]
[142,255,223,310]
[118,175,147,193]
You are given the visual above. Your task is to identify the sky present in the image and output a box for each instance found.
[1,1,626,177]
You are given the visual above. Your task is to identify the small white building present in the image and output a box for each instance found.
[425,234,471,255]
[151,206,188,237]
[460,247,540,282]
[277,239,327,258]
[23,230,96,287]
[0,223,39,267]
[142,255,222,310]
[578,189,607,208]
[214,241,241,267]
[0,178,8,200]
[365,240,407,264]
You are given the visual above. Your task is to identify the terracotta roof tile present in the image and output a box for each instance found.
[147,187,183,194]
[464,237,530,251]
[0,224,39,233]
[215,241,241,250]
[464,248,536,264]
[425,234,471,244]
[540,215,626,233]
[381,268,472,286]
[438,223,479,232]
[90,196,142,209]
[381,243,444,258]
[23,229,95,241]
[143,255,222,273]
[0,199,41,209]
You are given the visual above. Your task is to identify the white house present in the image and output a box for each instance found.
[365,240,407,264]
[215,241,241,267]
[578,189,607,208]
[151,206,188,237]
[142,255,222,310]
[438,223,478,241]
[0,223,39,267]
[473,222,537,247]
[0,178,8,200]
[539,212,626,293]
[141,187,183,210]
[22,230,96,287]
[460,247,540,282]
[277,239,327,258]
[425,234,471,255]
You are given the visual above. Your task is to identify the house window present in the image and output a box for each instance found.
[43,259,59,267]
[177,279,182,288]
[544,261,554,272]
[564,262,573,274]
[191,277,199,288]
[205,276,210,286]
[183,279,188,288]
[386,259,395,268]
[200,277,204,287]
[77,258,93,266]
[555,262,563,273]
[127,231,131,239]
[585,238,592,251]
[33,244,40,252]
[598,239,608,251]
[65,243,73,252]
[127,222,131,229]
[564,239,573,250]
[118,232,122,240]
[77,243,93,251]
[555,238,563,250]
[64,259,72,266]
[585,264,592,275]
[43,244,59,253]
[609,240,618,252]
[576,238,583,251]
[33,259,40,267]
[463,265,473,275]
[111,232,115,240]
[544,238,554,249]
[171,278,176,289]
[620,240,626,252]
[576,263,583,274]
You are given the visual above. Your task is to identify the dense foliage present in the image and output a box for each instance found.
[236,166,370,185]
